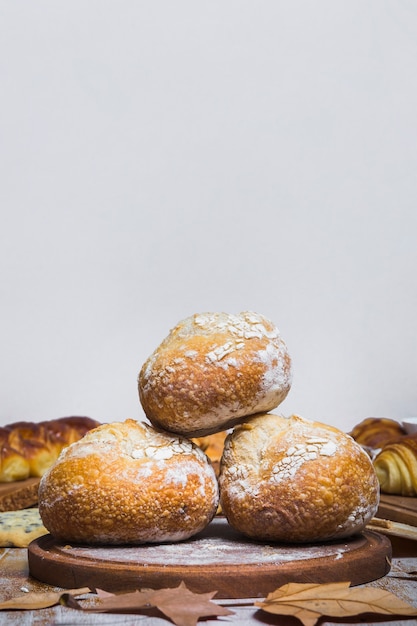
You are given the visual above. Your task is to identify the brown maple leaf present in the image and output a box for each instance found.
[256,581,417,626]
[146,582,234,626]
[66,581,233,626]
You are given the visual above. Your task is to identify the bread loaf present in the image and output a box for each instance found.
[349,417,406,449]
[373,435,417,496]
[219,413,379,543]
[0,416,100,482]
[138,311,292,437]
[38,419,219,545]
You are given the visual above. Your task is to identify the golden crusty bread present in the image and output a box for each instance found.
[349,417,406,449]
[1,416,100,482]
[373,434,417,496]
[219,413,379,543]
[138,311,292,438]
[38,419,219,545]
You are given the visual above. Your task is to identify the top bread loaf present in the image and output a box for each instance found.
[138,311,292,437]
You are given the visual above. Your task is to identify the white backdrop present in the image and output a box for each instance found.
[1,1,417,431]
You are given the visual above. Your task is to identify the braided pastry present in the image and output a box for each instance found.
[0,416,100,482]
[373,435,417,495]
[349,417,406,449]
[0,428,30,482]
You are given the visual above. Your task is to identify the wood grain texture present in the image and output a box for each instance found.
[28,517,391,598]
[378,494,417,526]
[0,478,40,511]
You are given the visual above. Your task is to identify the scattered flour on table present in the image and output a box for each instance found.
[63,520,350,566]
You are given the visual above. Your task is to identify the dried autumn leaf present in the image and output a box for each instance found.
[64,588,155,612]
[0,587,90,611]
[256,581,417,626]
[146,581,233,626]
[67,581,233,626]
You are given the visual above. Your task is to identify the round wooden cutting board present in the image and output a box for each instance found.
[28,518,391,598]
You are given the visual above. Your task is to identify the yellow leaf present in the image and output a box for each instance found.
[256,581,417,626]
[0,587,91,611]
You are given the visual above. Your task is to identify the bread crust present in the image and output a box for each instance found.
[219,413,379,543]
[138,311,292,437]
[38,419,219,545]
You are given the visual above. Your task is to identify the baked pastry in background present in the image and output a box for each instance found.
[138,311,292,438]
[0,416,100,482]
[0,427,31,482]
[0,508,47,547]
[219,413,379,543]
[39,419,219,545]
[349,417,406,449]
[192,431,228,476]
[373,434,417,496]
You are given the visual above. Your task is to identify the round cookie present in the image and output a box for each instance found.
[138,311,292,437]
[38,419,219,545]
[219,413,379,543]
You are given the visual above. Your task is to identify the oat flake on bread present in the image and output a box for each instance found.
[138,311,292,438]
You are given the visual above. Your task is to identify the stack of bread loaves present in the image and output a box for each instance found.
[38,311,380,545]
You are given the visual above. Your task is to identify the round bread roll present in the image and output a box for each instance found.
[38,419,219,545]
[219,413,379,543]
[138,311,292,437]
